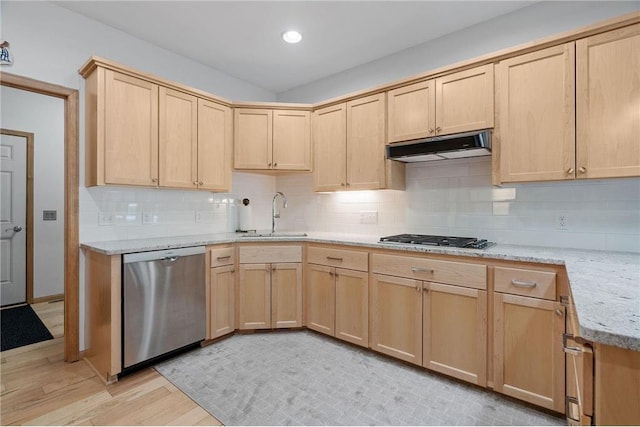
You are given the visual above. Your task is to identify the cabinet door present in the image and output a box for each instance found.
[209,264,235,339]
[306,264,335,335]
[238,264,271,329]
[198,99,232,191]
[273,110,311,171]
[234,108,272,169]
[271,263,303,328]
[435,64,494,135]
[387,80,436,143]
[494,293,565,412]
[314,103,347,192]
[159,87,198,189]
[576,24,640,179]
[346,93,387,190]
[496,43,575,183]
[335,268,368,348]
[370,274,422,365]
[104,70,158,186]
[423,283,487,386]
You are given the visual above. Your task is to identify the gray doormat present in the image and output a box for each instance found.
[155,331,563,426]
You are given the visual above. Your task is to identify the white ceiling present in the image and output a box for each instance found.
[55,1,537,94]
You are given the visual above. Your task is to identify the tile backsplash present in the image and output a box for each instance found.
[80,158,640,253]
[79,171,276,242]
[276,158,640,253]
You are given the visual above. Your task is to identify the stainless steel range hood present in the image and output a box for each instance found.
[386,129,491,162]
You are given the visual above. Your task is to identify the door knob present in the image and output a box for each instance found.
[5,225,22,232]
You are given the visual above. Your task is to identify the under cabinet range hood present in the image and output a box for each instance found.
[386,129,492,162]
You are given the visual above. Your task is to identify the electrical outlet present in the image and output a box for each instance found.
[556,214,569,230]
[359,211,378,225]
[99,212,114,225]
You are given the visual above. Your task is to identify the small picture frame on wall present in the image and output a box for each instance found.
[1,40,13,65]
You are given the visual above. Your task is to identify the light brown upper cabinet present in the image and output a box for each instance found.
[387,64,494,143]
[496,43,576,183]
[313,93,405,192]
[87,69,160,187]
[496,24,640,184]
[159,87,198,189]
[159,89,233,190]
[83,65,232,191]
[198,99,233,191]
[576,23,640,179]
[234,108,311,171]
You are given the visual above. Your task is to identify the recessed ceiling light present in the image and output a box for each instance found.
[282,30,302,44]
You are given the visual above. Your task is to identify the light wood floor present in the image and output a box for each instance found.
[1,302,222,426]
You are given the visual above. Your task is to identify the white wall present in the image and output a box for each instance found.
[1,86,65,298]
[277,1,640,102]
[276,158,640,253]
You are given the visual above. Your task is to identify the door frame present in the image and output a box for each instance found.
[0,128,34,305]
[1,72,79,362]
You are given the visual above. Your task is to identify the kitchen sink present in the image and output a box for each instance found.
[240,232,308,238]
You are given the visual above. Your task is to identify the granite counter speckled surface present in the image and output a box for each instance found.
[81,232,640,352]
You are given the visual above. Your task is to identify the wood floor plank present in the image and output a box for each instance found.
[22,390,113,426]
[88,386,172,426]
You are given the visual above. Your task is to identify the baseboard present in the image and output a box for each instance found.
[32,293,64,304]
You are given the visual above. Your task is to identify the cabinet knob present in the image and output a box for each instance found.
[193,181,198,186]
[230,269,235,274]
[341,183,346,187]
[415,284,421,292]
[428,128,434,134]
[346,183,350,187]
[435,126,442,133]
[578,166,587,174]
[268,162,272,167]
[566,167,574,175]
[151,178,158,183]
[555,308,564,317]
[199,181,204,186]
[274,163,278,167]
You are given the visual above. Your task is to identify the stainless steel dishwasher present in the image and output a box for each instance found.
[122,246,205,372]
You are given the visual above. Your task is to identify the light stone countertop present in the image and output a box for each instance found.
[81,231,640,352]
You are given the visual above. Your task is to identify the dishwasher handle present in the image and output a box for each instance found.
[123,246,205,263]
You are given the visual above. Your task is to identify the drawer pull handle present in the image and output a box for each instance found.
[326,256,343,262]
[564,346,583,356]
[565,396,580,423]
[511,279,536,288]
[411,267,434,274]
[216,256,231,260]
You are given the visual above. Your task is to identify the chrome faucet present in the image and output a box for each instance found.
[271,192,287,233]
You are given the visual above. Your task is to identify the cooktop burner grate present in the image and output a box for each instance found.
[379,234,492,249]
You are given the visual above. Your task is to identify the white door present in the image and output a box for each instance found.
[0,133,27,306]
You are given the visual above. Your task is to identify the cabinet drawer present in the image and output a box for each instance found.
[371,253,486,290]
[494,266,556,300]
[307,246,368,271]
[210,247,235,267]
[239,245,302,264]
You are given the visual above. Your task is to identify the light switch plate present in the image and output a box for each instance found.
[43,210,57,221]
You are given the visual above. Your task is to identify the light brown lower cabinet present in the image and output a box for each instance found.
[238,262,302,330]
[209,264,236,339]
[370,273,487,386]
[306,263,369,347]
[423,283,487,386]
[493,292,565,412]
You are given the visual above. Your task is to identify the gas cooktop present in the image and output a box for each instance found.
[379,234,493,249]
